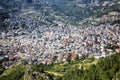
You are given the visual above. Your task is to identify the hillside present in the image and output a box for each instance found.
[0,0,120,80]
[0,0,120,31]
[0,53,120,80]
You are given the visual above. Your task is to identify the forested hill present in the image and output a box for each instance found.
[61,53,120,80]
[0,53,120,80]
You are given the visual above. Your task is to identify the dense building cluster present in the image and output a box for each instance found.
[0,23,120,68]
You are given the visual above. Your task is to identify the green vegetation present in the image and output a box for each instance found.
[0,62,25,80]
[60,53,120,80]
[1,53,120,80]
[0,66,5,75]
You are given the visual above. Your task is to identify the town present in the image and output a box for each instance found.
[0,22,120,69]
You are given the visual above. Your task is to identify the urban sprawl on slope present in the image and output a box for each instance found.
[0,22,120,69]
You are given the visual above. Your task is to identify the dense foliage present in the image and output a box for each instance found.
[60,53,120,80]
[0,63,25,80]
[0,66,5,75]
[0,53,120,80]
